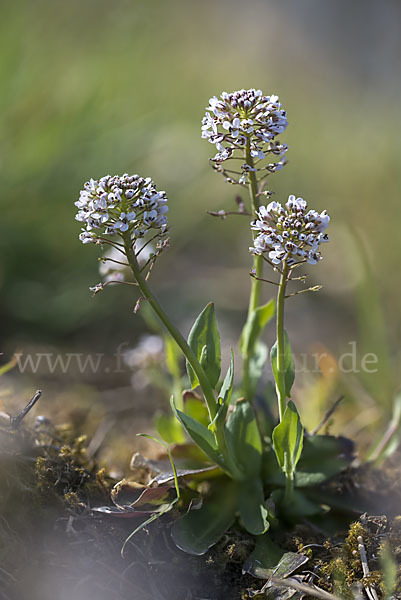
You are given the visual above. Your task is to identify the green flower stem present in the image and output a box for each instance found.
[123,234,245,480]
[276,262,290,421]
[122,233,217,421]
[242,141,262,400]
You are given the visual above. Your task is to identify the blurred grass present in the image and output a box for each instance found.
[0,0,400,423]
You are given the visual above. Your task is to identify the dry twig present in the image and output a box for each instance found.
[270,577,343,600]
[357,535,379,600]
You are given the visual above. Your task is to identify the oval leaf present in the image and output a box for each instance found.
[225,400,263,478]
[171,480,237,555]
[237,478,269,535]
[209,350,234,433]
[186,302,221,389]
[272,401,303,479]
[270,330,295,399]
[170,397,225,470]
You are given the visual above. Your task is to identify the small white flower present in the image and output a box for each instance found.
[75,174,169,244]
[250,148,265,160]
[317,210,330,232]
[307,251,321,265]
[250,195,330,268]
[269,248,286,264]
[79,230,97,244]
[202,88,288,179]
[265,201,282,214]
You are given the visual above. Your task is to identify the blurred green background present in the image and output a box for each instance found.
[1,0,400,440]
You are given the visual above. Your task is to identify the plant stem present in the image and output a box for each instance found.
[284,472,294,503]
[242,140,263,400]
[276,262,290,421]
[122,233,217,421]
[123,234,246,480]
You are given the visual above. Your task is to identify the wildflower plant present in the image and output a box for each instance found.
[76,89,353,557]
[202,89,289,404]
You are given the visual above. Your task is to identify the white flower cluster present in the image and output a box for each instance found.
[250,196,330,267]
[75,174,168,244]
[201,89,288,182]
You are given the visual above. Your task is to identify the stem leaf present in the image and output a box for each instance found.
[219,349,234,406]
[170,397,225,470]
[186,302,221,390]
[272,401,304,479]
[208,350,234,434]
[270,330,295,398]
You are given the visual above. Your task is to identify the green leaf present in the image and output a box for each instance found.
[155,412,186,444]
[270,330,295,398]
[272,401,303,479]
[272,488,322,518]
[209,350,234,433]
[255,381,276,439]
[263,447,336,488]
[184,395,210,428]
[243,533,284,579]
[186,302,221,390]
[262,445,286,487]
[219,350,234,406]
[237,478,269,535]
[296,435,354,485]
[225,400,263,478]
[240,299,275,356]
[171,479,237,555]
[170,397,225,470]
[248,341,268,400]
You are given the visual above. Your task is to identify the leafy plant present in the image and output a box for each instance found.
[76,88,355,556]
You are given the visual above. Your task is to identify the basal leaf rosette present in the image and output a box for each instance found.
[201,88,288,184]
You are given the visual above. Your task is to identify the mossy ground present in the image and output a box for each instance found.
[1,420,400,600]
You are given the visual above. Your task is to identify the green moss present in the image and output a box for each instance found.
[314,519,392,599]
[64,490,85,510]
[34,428,112,507]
